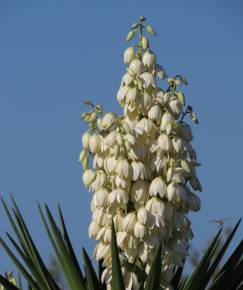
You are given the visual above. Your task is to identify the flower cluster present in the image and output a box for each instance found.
[80,17,201,290]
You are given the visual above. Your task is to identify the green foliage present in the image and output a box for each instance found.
[0,197,242,290]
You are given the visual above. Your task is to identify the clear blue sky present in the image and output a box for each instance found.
[0,0,242,274]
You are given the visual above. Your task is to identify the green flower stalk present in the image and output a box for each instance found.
[80,17,201,290]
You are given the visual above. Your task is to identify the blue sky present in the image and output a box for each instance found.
[0,0,242,274]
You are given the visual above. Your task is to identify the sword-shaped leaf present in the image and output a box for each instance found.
[111,221,125,290]
[144,243,162,290]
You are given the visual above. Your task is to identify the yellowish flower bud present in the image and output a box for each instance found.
[123,212,137,232]
[137,207,148,224]
[89,133,101,154]
[82,131,91,150]
[134,222,146,239]
[79,149,86,163]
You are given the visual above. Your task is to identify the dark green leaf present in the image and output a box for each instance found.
[171,265,184,289]
[144,243,163,290]
[183,228,222,290]
[0,274,20,290]
[82,247,101,290]
[199,219,241,289]
[44,205,86,290]
[111,221,125,290]
[0,237,41,290]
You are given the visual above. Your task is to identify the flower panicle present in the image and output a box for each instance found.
[80,17,201,290]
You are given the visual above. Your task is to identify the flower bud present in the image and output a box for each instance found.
[172,137,184,154]
[188,193,201,211]
[155,64,166,79]
[134,222,146,239]
[89,133,101,154]
[190,177,202,192]
[124,47,135,64]
[142,50,156,68]
[115,132,123,146]
[90,170,106,192]
[88,220,100,238]
[181,159,191,173]
[141,36,149,50]
[129,59,144,75]
[123,212,137,232]
[82,131,91,150]
[117,86,129,105]
[79,149,86,163]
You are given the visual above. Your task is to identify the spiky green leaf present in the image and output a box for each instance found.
[111,221,125,290]
[144,243,162,290]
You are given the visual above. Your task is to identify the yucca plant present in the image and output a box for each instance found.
[1,16,243,290]
[0,196,242,290]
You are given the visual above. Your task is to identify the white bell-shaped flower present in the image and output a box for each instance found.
[94,188,108,208]
[160,112,174,131]
[148,105,162,124]
[134,222,146,239]
[89,133,101,154]
[131,161,148,180]
[149,177,167,198]
[123,212,137,232]
[108,189,129,206]
[142,50,156,68]
[167,182,188,205]
[124,47,135,64]
[140,72,156,89]
[158,134,171,151]
[129,58,144,75]
[102,113,117,129]
[82,169,96,187]
[116,159,132,179]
